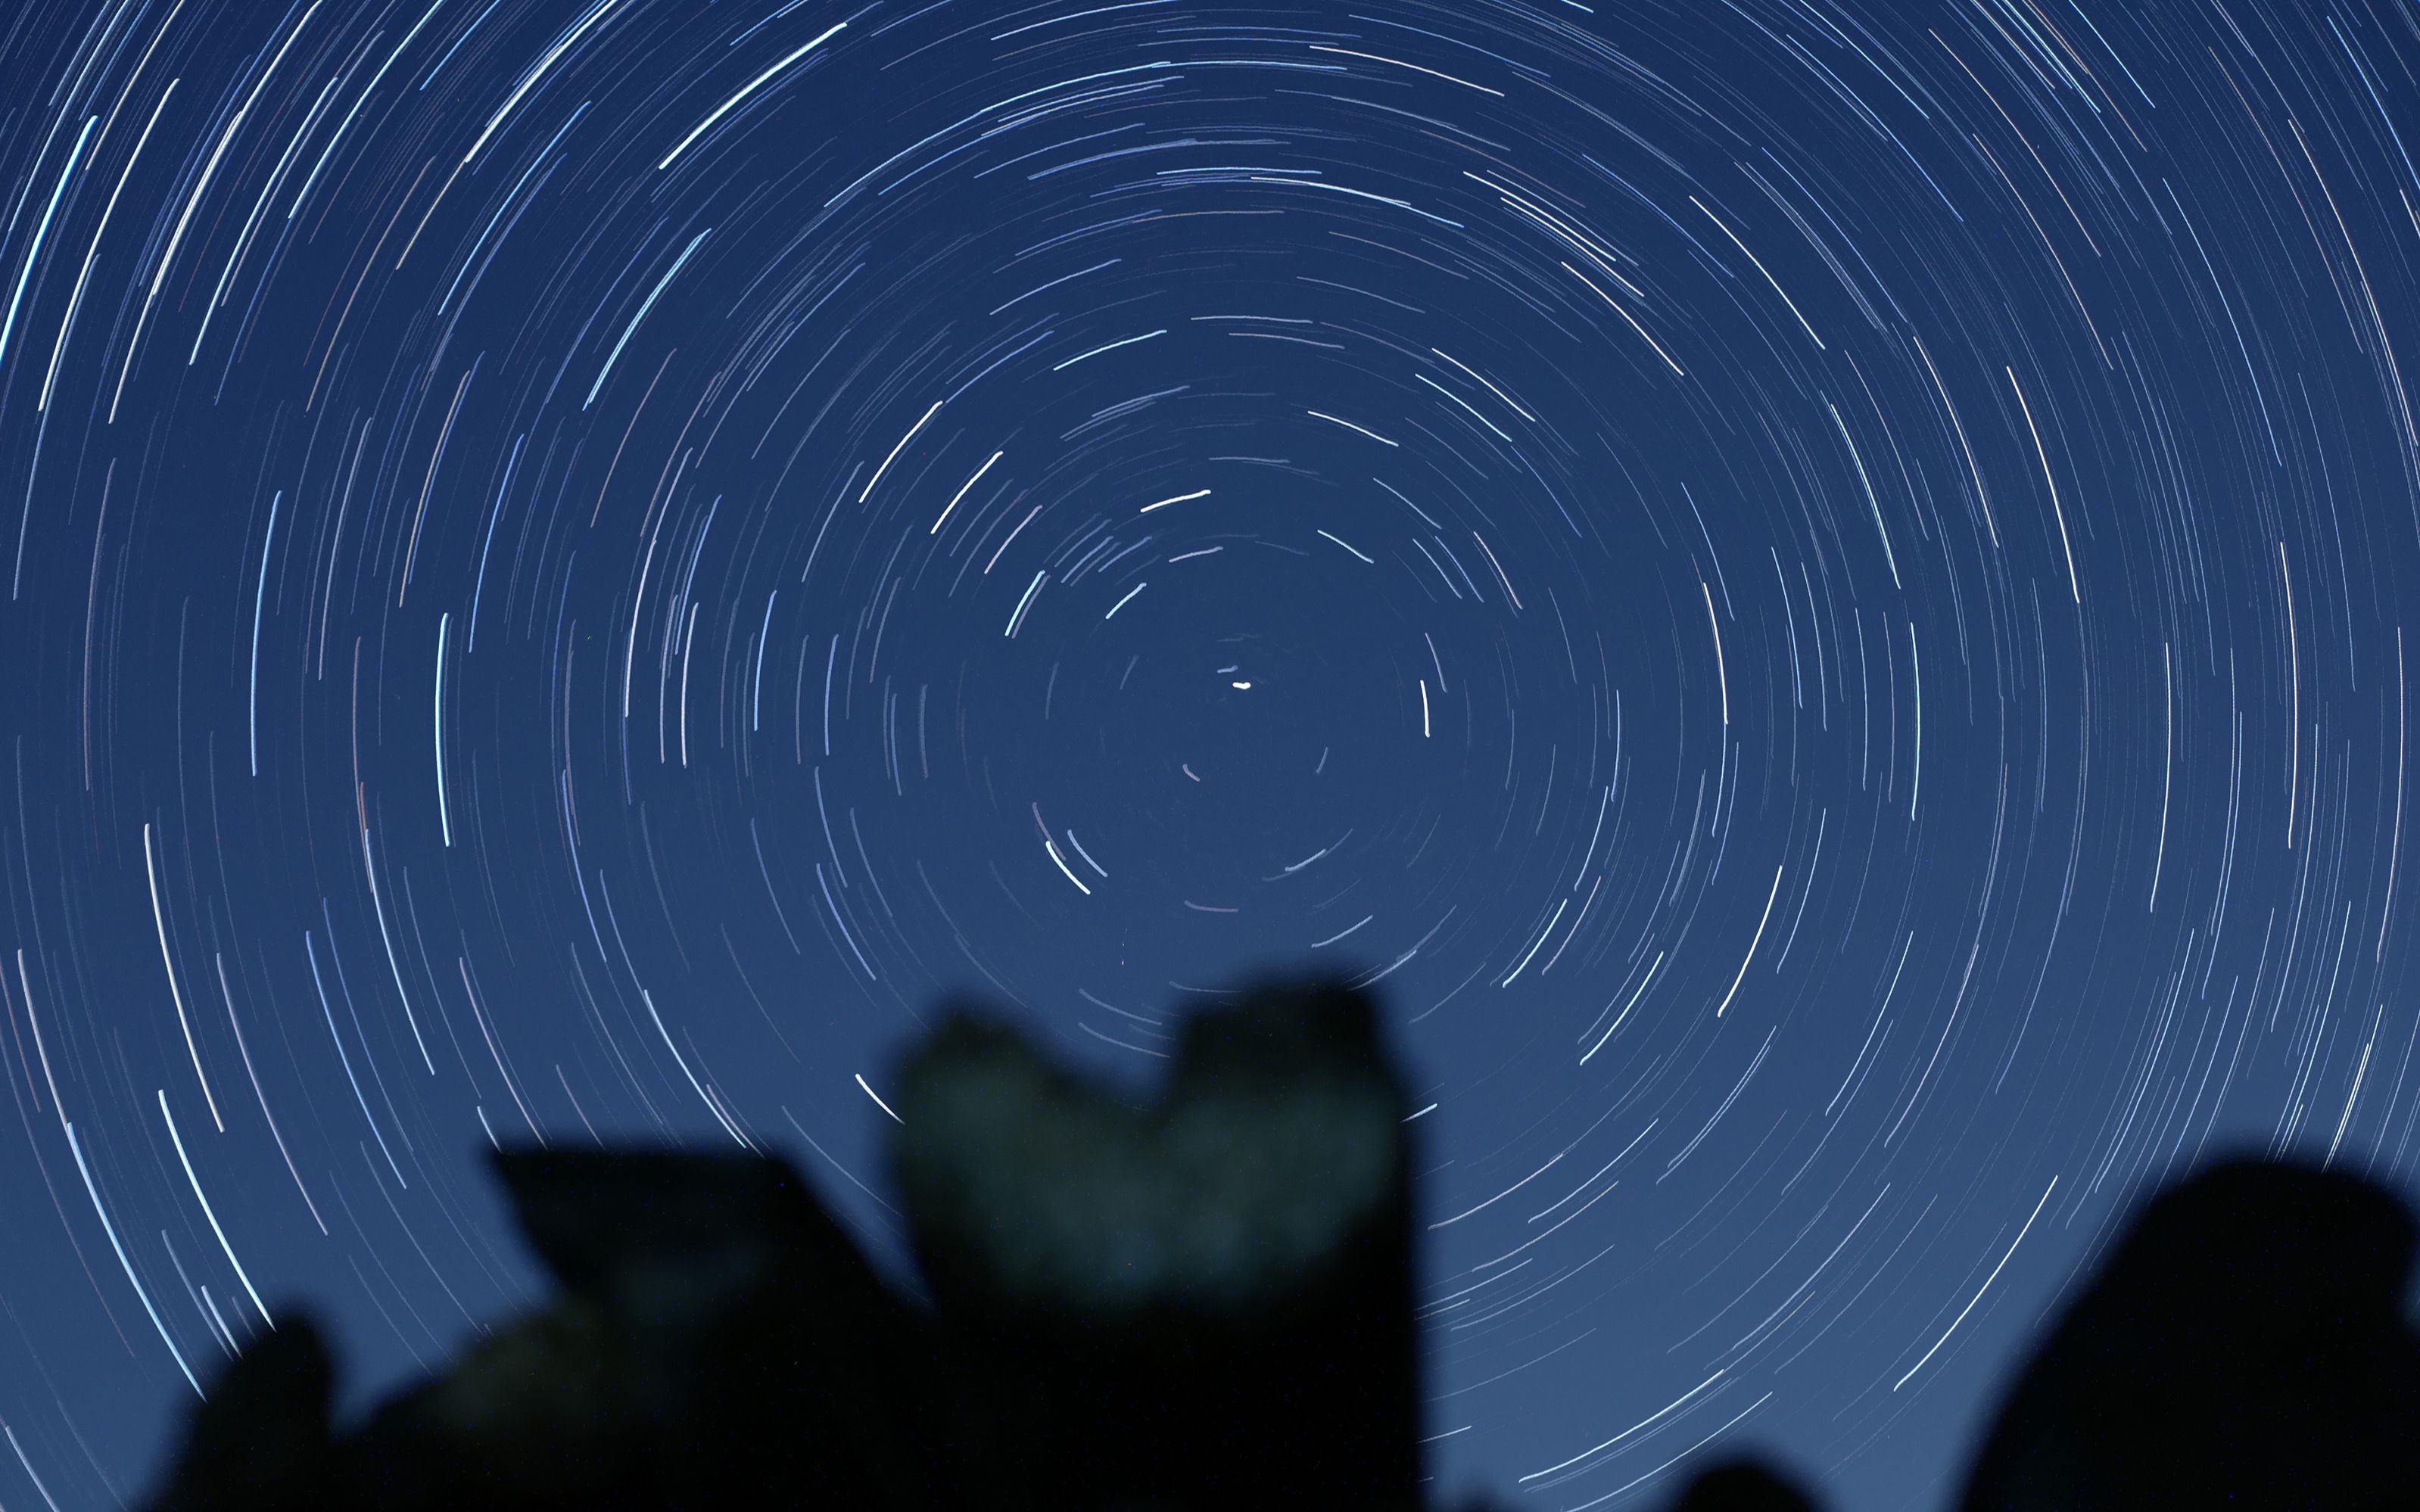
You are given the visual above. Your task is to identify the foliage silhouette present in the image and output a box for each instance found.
[142,977,2420,1511]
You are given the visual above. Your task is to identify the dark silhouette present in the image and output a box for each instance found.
[1670,1458,1824,1512]
[143,1314,333,1512]
[893,978,1419,1512]
[1957,1158,2420,1512]
[335,1146,944,1512]
[140,976,2420,1512]
[148,975,1416,1512]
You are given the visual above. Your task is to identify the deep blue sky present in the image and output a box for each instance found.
[2,0,2417,1507]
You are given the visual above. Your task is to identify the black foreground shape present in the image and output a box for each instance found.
[1957,1157,2420,1512]
[141,975,2420,1512]
[1665,1458,1824,1512]
[146,976,1421,1512]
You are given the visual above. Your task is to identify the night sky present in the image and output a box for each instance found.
[0,0,2415,1507]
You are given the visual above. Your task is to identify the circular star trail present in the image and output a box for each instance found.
[2,1,2417,1507]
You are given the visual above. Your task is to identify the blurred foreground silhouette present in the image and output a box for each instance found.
[142,976,2420,1512]
[1957,1158,2420,1512]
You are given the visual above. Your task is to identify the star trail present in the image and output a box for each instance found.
[0,0,2416,1507]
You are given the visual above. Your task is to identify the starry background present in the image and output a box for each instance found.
[0,0,2415,1507]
